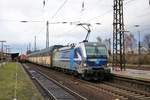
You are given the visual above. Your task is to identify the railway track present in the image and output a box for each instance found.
[69,76,150,100]
[23,63,150,100]
[103,82,150,100]
[76,75,150,100]
[111,75,150,92]
[92,82,150,100]
[75,76,150,100]
[23,64,87,100]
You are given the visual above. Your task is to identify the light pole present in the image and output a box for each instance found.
[46,21,49,48]
[4,45,10,63]
[34,36,37,51]
[0,41,6,66]
[20,20,47,48]
[21,20,101,49]
[7,47,11,62]
[20,20,61,49]
[118,30,129,71]
[134,25,141,67]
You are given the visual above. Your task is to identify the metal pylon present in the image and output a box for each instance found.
[113,0,125,70]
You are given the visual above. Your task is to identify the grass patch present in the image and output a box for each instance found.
[0,62,43,100]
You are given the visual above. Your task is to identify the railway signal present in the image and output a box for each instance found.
[134,25,141,67]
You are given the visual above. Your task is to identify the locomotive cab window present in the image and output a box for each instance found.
[85,46,107,56]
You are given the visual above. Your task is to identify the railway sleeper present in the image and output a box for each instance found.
[112,88,147,98]
[113,76,150,92]
[104,82,150,97]
[95,86,128,100]
[136,96,150,100]
[98,85,146,100]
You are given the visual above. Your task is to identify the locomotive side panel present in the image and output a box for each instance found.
[53,50,70,69]
[42,56,51,67]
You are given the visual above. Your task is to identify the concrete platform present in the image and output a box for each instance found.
[110,67,150,82]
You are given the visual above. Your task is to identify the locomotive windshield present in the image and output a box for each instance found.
[85,46,107,56]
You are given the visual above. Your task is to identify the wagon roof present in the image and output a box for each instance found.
[28,45,63,57]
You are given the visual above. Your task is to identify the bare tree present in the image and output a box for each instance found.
[143,34,150,53]
[124,33,136,54]
[103,38,111,55]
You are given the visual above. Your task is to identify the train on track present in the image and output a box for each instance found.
[18,54,28,63]
[25,42,110,80]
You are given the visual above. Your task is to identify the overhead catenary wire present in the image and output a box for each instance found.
[123,0,150,30]
[51,0,69,19]
[85,0,139,22]
[47,0,69,46]
[0,0,139,25]
[22,0,148,46]
[61,25,78,35]
[36,26,45,34]
[137,10,150,17]
[124,0,138,4]
[48,0,92,44]
[86,9,112,22]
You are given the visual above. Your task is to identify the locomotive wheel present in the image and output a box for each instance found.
[73,71,79,77]
[81,73,85,79]
[97,74,104,81]
[81,73,90,81]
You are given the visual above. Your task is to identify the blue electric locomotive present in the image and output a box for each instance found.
[53,42,110,80]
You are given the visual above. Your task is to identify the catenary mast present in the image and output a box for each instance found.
[113,0,125,70]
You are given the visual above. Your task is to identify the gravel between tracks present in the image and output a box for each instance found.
[25,63,121,100]
[23,64,87,100]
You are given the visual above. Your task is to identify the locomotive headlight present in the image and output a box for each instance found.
[83,63,86,67]
[107,63,109,67]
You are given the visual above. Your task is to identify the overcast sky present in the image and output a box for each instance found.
[0,0,150,53]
